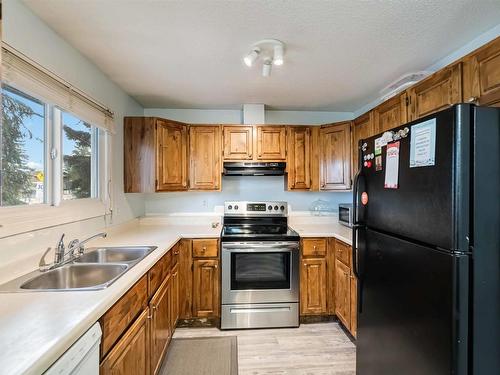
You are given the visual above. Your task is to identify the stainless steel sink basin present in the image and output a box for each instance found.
[0,245,158,292]
[75,246,156,264]
[20,264,128,291]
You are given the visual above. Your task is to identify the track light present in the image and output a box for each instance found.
[273,44,284,66]
[243,39,285,76]
[262,59,272,77]
[244,48,260,67]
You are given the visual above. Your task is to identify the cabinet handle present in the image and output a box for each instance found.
[152,304,157,311]
[313,245,317,250]
[468,96,478,103]
[202,247,206,252]
[214,264,218,269]
[303,263,307,266]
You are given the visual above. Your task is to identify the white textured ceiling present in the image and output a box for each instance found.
[23,0,500,111]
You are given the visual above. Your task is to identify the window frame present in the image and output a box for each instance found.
[0,85,111,238]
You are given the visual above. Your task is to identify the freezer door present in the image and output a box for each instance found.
[357,105,471,251]
[356,229,469,375]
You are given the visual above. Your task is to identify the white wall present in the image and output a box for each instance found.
[0,0,145,281]
[144,108,353,125]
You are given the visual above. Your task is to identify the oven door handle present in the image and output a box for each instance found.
[222,242,299,252]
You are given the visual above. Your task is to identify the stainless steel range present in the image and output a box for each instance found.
[220,201,300,330]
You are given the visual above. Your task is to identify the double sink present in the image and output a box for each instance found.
[0,246,157,292]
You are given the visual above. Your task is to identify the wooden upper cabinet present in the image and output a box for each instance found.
[319,122,351,190]
[192,259,220,318]
[373,92,408,133]
[189,125,221,190]
[124,117,188,193]
[156,119,188,191]
[300,257,327,315]
[463,37,500,107]
[407,63,462,121]
[100,308,150,375]
[352,112,375,175]
[124,117,157,193]
[223,125,253,160]
[256,126,286,160]
[286,126,311,190]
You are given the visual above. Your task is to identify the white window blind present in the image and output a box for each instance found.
[2,45,115,133]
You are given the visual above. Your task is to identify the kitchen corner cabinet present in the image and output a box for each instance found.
[286,126,312,190]
[256,125,287,160]
[189,125,221,190]
[373,92,408,133]
[319,122,352,190]
[124,117,188,192]
[407,63,462,121]
[463,37,500,107]
[222,125,253,160]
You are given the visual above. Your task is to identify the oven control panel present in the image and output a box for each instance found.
[224,201,288,216]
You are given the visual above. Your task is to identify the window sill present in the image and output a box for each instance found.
[0,199,107,239]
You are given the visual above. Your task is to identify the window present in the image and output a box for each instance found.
[0,85,102,207]
[1,87,46,206]
[61,111,98,200]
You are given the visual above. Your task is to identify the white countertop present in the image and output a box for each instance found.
[0,216,351,375]
[0,221,220,375]
[290,222,352,245]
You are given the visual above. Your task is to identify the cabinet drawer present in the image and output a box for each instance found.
[335,239,351,266]
[302,238,327,257]
[148,251,172,298]
[100,275,148,359]
[192,239,219,258]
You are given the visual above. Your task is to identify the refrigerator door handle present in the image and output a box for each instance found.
[352,164,364,280]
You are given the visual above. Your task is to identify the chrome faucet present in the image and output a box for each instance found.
[68,232,107,256]
[38,232,107,272]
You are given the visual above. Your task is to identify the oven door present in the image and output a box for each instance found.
[221,241,299,304]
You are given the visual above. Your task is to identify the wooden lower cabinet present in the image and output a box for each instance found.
[100,308,150,375]
[334,260,351,331]
[170,263,179,328]
[300,258,327,315]
[192,259,220,317]
[150,274,172,375]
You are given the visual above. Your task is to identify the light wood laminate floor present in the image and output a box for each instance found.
[173,322,356,374]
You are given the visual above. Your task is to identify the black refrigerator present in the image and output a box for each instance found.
[352,104,499,375]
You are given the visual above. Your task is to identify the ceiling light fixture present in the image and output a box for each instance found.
[243,39,285,77]
[262,59,272,77]
[244,47,260,67]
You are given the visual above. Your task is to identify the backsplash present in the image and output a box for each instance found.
[144,176,352,214]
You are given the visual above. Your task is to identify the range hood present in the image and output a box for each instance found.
[223,162,286,176]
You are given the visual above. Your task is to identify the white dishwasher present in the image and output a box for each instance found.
[45,323,102,375]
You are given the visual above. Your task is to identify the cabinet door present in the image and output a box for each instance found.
[192,259,220,317]
[407,63,462,121]
[350,275,357,338]
[300,258,327,315]
[189,125,221,190]
[150,275,171,375]
[464,37,500,107]
[287,127,311,190]
[335,260,351,330]
[178,240,193,319]
[223,125,253,160]
[256,126,286,160]
[373,92,408,133]
[100,308,150,375]
[156,119,188,191]
[319,122,351,190]
[352,112,374,176]
[171,263,179,329]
